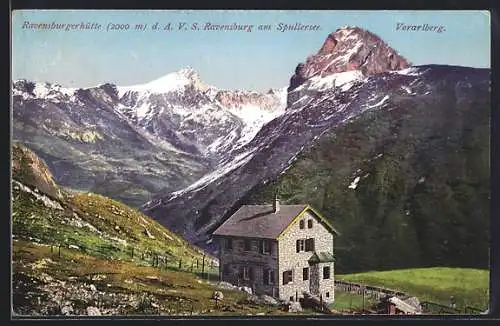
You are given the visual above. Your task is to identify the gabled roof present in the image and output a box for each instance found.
[308,251,336,264]
[277,205,340,239]
[213,204,340,240]
[213,204,308,239]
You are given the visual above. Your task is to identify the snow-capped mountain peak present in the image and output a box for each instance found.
[13,67,288,184]
[12,79,77,102]
[117,67,207,97]
[287,26,411,106]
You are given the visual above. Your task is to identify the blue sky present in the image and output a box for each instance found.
[12,10,490,91]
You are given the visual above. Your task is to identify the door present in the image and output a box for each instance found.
[309,263,320,295]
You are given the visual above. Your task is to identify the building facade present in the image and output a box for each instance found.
[213,200,339,303]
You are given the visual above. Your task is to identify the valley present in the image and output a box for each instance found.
[11,24,491,316]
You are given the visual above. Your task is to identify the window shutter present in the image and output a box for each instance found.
[296,240,300,253]
[323,266,330,279]
[305,238,315,251]
[249,267,254,281]
[239,266,244,278]
[303,267,309,281]
[271,270,276,284]
[259,240,263,254]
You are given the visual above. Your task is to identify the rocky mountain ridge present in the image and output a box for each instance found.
[12,69,286,207]
[141,26,490,271]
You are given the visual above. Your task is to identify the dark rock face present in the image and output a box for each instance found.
[248,67,490,273]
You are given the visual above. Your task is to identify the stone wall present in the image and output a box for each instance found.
[277,210,335,302]
[216,236,279,296]
[318,262,335,303]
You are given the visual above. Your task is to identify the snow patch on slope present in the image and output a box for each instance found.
[117,68,195,97]
[395,67,424,76]
[228,104,284,150]
[13,81,77,102]
[365,95,390,109]
[348,176,360,190]
[169,148,258,200]
[296,70,364,93]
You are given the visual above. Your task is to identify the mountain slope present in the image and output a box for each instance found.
[11,142,214,266]
[15,142,325,316]
[142,26,490,276]
[12,142,256,316]
[245,70,490,273]
[12,69,286,207]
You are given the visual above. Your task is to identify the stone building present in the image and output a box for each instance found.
[212,198,340,303]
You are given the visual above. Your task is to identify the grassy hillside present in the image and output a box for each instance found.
[13,240,296,316]
[12,179,215,271]
[337,268,489,311]
[12,142,301,316]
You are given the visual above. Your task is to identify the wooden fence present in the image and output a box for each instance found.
[334,280,407,300]
[335,280,485,315]
[39,238,220,281]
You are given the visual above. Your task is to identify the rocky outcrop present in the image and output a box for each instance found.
[249,294,280,306]
[12,142,63,200]
[215,89,285,112]
[12,68,287,208]
[288,301,303,313]
[288,26,411,102]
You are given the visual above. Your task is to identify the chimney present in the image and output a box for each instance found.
[273,193,280,213]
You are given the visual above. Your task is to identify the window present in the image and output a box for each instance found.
[290,296,295,302]
[242,266,250,280]
[225,238,233,250]
[244,239,252,251]
[263,268,270,285]
[223,264,230,275]
[323,266,331,279]
[308,219,313,228]
[262,240,270,254]
[283,270,293,285]
[305,238,315,252]
[303,267,309,281]
[326,292,330,298]
[299,219,305,229]
[263,268,275,285]
[296,239,305,253]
